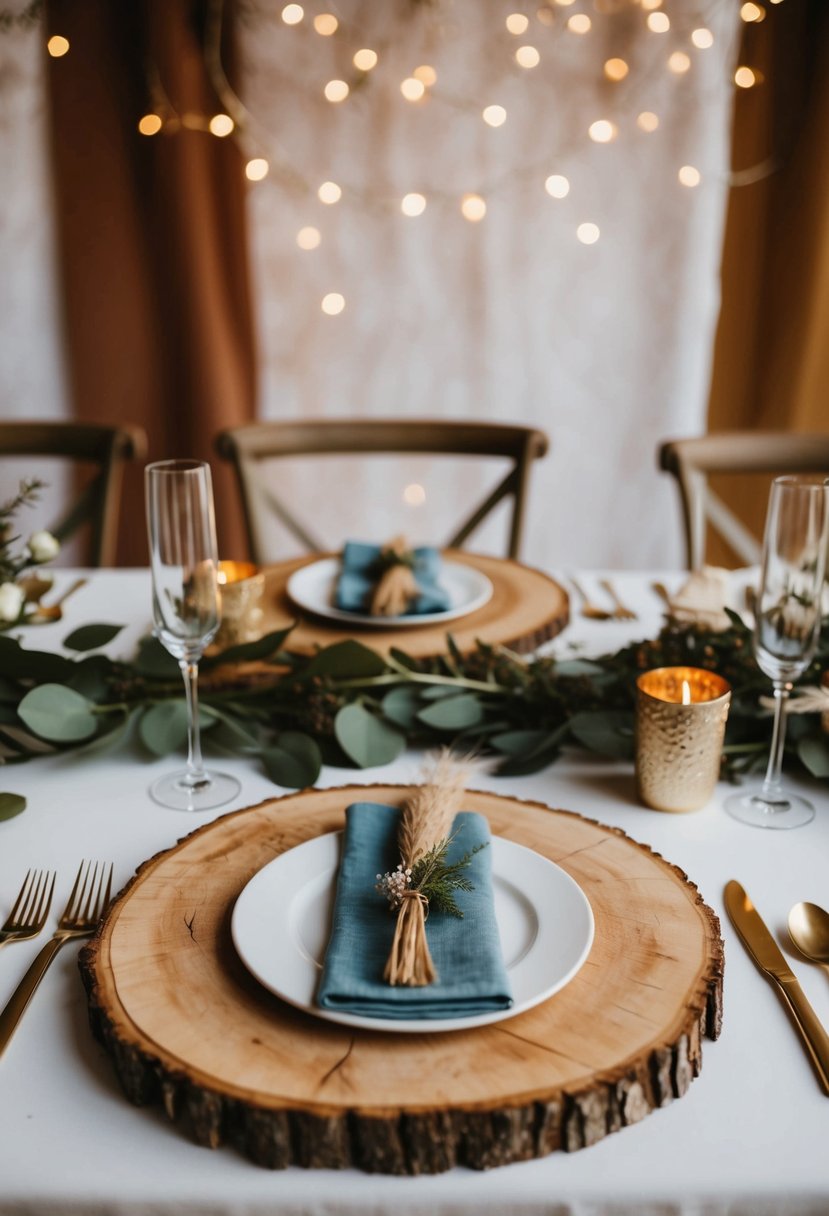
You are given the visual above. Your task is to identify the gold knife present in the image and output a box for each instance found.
[725,880,829,1095]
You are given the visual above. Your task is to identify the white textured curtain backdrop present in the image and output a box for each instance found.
[0,11,70,534]
[240,0,740,569]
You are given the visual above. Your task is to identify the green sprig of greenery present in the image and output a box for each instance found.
[410,834,487,918]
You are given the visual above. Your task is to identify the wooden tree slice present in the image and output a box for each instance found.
[257,551,569,656]
[81,787,723,1174]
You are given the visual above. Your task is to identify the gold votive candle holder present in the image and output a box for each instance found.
[215,560,265,649]
[635,666,731,813]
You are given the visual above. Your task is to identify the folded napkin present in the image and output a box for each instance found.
[668,566,732,632]
[335,541,450,615]
[317,802,512,1020]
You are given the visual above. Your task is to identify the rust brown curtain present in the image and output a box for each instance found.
[45,0,255,565]
[706,0,829,563]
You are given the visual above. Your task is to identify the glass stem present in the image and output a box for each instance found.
[180,659,208,788]
[761,680,791,799]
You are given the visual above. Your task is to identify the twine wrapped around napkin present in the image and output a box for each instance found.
[316,801,512,1019]
[335,538,450,617]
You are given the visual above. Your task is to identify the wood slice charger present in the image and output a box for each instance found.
[81,786,724,1174]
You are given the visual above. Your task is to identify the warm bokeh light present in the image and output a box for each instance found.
[740,2,765,20]
[577,223,600,245]
[640,0,663,9]
[506,13,529,34]
[554,0,576,5]
[47,35,70,57]
[281,4,303,24]
[403,483,426,506]
[209,113,234,137]
[245,158,269,182]
[668,51,691,74]
[324,79,349,103]
[637,110,660,132]
[567,14,591,33]
[400,77,426,101]
[296,226,321,250]
[413,65,437,86]
[321,293,345,316]
[678,165,701,187]
[515,45,540,68]
[138,114,163,136]
[691,28,714,49]
[461,194,487,222]
[401,193,427,216]
[734,65,757,88]
[314,13,338,34]
[604,58,629,82]
[353,49,378,71]
[318,180,342,204]
[544,174,570,198]
[483,105,507,127]
[588,119,617,143]
[647,12,670,32]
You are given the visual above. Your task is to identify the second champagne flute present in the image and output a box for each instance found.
[145,460,241,811]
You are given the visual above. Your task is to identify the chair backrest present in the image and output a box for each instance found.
[0,422,147,566]
[216,419,549,562]
[659,432,829,569]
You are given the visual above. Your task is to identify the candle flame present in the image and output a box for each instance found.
[681,680,692,705]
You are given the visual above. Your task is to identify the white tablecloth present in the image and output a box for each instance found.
[1,570,828,1216]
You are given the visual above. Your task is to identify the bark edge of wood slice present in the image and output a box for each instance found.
[80,786,724,1175]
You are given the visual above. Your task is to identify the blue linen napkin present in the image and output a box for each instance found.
[334,541,451,615]
[317,802,512,1019]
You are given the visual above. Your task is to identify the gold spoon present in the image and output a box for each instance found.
[568,576,613,621]
[27,576,88,624]
[788,901,829,968]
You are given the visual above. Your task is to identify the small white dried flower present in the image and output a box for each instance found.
[0,581,25,623]
[28,530,60,563]
[375,863,413,910]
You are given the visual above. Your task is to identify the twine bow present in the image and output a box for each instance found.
[370,535,419,616]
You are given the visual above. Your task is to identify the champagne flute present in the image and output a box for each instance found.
[145,460,241,811]
[725,475,829,829]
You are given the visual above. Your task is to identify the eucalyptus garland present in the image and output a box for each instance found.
[1,608,828,821]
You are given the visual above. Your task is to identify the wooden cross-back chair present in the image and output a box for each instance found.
[215,419,549,563]
[659,432,829,569]
[0,422,147,566]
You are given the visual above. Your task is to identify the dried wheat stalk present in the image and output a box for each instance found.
[370,535,419,616]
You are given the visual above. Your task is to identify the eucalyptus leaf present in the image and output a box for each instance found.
[18,684,98,742]
[302,640,387,680]
[491,728,553,758]
[569,710,635,760]
[139,701,217,756]
[67,654,114,702]
[381,686,422,730]
[0,637,73,683]
[202,707,262,751]
[797,735,829,779]
[135,635,180,679]
[203,626,295,668]
[0,792,26,822]
[334,704,406,768]
[420,685,461,701]
[388,647,420,671]
[63,623,124,652]
[262,732,322,789]
[495,741,564,777]
[70,709,135,758]
[553,659,607,678]
[417,693,484,731]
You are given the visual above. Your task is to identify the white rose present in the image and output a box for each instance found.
[0,581,25,623]
[28,530,60,563]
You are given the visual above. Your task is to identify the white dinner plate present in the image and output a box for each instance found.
[231,832,594,1033]
[285,557,493,627]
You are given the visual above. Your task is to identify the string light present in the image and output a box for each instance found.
[637,111,659,132]
[245,158,269,181]
[647,12,670,32]
[740,2,765,20]
[296,226,321,249]
[567,14,591,34]
[400,77,426,101]
[46,35,70,57]
[318,180,342,203]
[691,28,714,49]
[505,13,529,34]
[483,105,507,127]
[668,51,691,74]
[604,58,629,82]
[413,65,437,87]
[209,113,234,136]
[515,45,540,68]
[678,165,701,187]
[321,293,345,315]
[576,223,600,245]
[544,174,570,198]
[640,0,663,9]
[588,119,617,143]
[138,114,162,136]
[401,193,427,216]
[554,0,576,6]
[313,13,338,35]
[353,49,378,71]
[324,79,349,103]
[281,4,303,25]
[404,484,426,505]
[461,194,487,222]
[734,65,757,88]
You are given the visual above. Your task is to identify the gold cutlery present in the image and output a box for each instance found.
[568,577,613,621]
[725,880,829,1094]
[598,578,638,621]
[27,576,88,624]
[0,860,112,1059]
[0,870,55,948]
[788,901,829,970]
[651,581,673,610]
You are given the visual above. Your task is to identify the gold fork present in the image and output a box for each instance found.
[0,860,113,1059]
[598,578,638,621]
[568,576,613,621]
[0,869,55,949]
